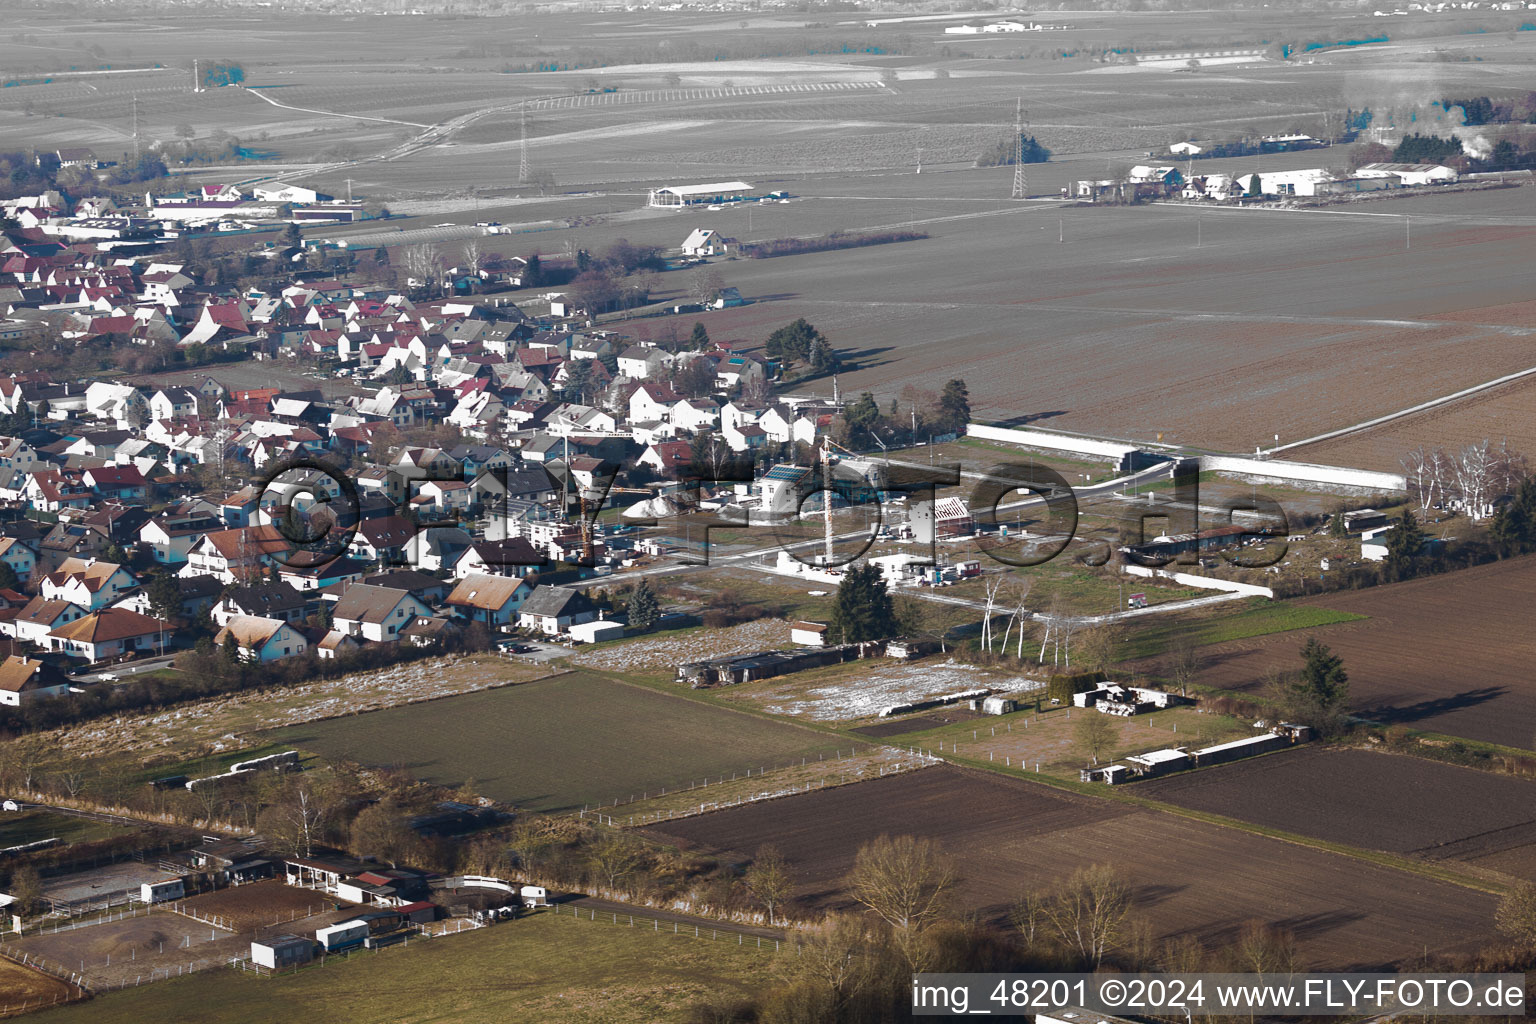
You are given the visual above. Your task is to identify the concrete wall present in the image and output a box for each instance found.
[1201,454,1404,492]
[1122,563,1274,599]
[967,424,1136,461]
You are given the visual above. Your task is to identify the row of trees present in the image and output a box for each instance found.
[836,378,970,449]
[1402,439,1527,522]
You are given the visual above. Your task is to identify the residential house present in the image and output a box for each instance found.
[330,585,431,643]
[0,537,36,584]
[47,608,170,663]
[451,537,544,579]
[444,573,533,627]
[6,597,86,647]
[211,581,310,627]
[0,656,70,705]
[214,615,309,663]
[517,585,599,635]
[40,558,138,612]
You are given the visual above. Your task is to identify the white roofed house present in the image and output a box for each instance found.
[446,389,504,438]
[680,228,737,257]
[214,615,308,663]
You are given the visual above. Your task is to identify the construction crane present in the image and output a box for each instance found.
[819,436,862,567]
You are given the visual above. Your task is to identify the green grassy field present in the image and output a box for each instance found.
[40,910,776,1024]
[268,672,839,812]
[0,809,125,848]
[1120,599,1368,662]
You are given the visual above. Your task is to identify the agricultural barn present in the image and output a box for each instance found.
[140,878,184,903]
[252,183,332,204]
[251,935,314,970]
[647,181,756,208]
[1355,162,1458,186]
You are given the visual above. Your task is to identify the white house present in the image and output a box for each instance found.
[0,537,36,584]
[517,586,600,635]
[680,228,737,257]
[444,573,533,627]
[40,558,138,612]
[214,615,309,662]
[0,656,70,706]
[46,608,169,663]
[330,584,431,642]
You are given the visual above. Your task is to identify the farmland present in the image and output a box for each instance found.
[268,671,842,812]
[649,764,1498,968]
[1138,745,1536,875]
[1176,555,1536,749]
[35,909,773,1024]
[0,957,76,1014]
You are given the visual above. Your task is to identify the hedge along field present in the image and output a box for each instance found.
[267,672,845,813]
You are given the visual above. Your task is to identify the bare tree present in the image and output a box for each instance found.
[401,243,444,294]
[462,238,485,274]
[1073,623,1123,674]
[980,576,1004,651]
[1042,863,1134,967]
[744,844,795,925]
[1166,634,1204,695]
[587,832,647,892]
[257,782,329,858]
[1074,712,1118,766]
[1008,890,1048,948]
[846,834,958,933]
[1229,920,1299,973]
[689,266,726,305]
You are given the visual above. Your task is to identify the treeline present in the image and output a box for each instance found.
[1442,92,1536,125]
[974,133,1051,168]
[742,229,927,260]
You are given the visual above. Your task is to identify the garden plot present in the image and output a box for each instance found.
[749,659,1024,722]
[571,619,793,672]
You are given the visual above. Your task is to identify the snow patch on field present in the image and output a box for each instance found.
[572,619,792,671]
[757,660,1001,721]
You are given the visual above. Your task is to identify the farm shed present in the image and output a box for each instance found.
[251,934,314,969]
[647,181,756,208]
[396,901,440,924]
[315,919,370,953]
[979,696,1019,715]
[1355,162,1458,186]
[884,636,940,660]
[791,620,828,647]
[1080,764,1129,784]
[139,878,184,904]
[1124,747,1191,777]
[1192,732,1288,766]
[569,618,624,644]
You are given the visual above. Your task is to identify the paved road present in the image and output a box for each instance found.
[71,654,177,684]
